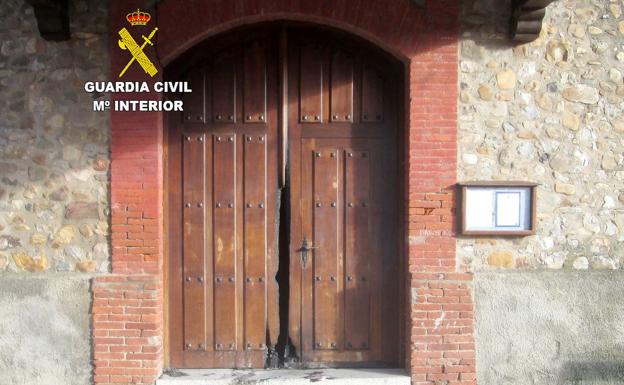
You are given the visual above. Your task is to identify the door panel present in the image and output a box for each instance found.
[298,44,324,123]
[212,133,237,352]
[289,29,400,367]
[167,32,279,368]
[183,68,205,123]
[329,50,354,123]
[298,139,386,364]
[182,133,207,351]
[361,65,384,123]
[344,148,371,351]
[311,147,341,351]
[243,134,268,351]
[243,42,267,123]
[212,50,237,123]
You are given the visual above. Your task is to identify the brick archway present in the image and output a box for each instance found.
[94,1,474,384]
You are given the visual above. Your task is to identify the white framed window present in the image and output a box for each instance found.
[459,182,537,235]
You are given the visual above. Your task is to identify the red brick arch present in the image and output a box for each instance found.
[94,1,473,384]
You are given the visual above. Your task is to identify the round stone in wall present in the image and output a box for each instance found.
[612,119,624,133]
[496,70,517,89]
[462,153,478,165]
[609,69,622,84]
[51,225,75,249]
[78,224,93,238]
[555,183,575,195]
[546,41,568,63]
[27,166,48,181]
[487,251,514,268]
[572,257,589,270]
[478,84,493,100]
[12,251,47,272]
[50,187,68,201]
[30,233,47,246]
[562,110,580,131]
[75,259,97,272]
[65,202,99,220]
[562,85,599,104]
[568,24,586,38]
[536,93,553,110]
[93,157,109,172]
[602,154,618,170]
[587,26,603,35]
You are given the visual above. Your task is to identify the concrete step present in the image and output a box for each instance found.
[156,369,410,385]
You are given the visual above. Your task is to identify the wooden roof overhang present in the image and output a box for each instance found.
[25,0,69,41]
[511,0,557,43]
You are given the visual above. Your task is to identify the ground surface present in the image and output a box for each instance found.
[156,369,410,385]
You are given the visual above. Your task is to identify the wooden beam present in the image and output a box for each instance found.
[25,0,70,41]
[511,0,556,44]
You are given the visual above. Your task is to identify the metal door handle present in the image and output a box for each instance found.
[298,237,316,269]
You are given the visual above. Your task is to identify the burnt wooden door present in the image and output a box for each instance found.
[288,29,402,367]
[167,30,280,368]
[167,26,401,369]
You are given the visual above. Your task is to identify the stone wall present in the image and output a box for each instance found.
[459,0,624,271]
[0,0,110,273]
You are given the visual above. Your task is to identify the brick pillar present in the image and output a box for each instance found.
[93,277,163,384]
[407,2,476,384]
[92,111,165,384]
[92,1,165,384]
[92,111,165,385]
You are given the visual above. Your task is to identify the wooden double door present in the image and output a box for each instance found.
[166,26,402,369]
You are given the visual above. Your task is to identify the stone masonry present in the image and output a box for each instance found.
[0,0,110,274]
[459,0,624,272]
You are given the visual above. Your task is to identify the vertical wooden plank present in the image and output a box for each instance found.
[330,49,354,122]
[361,65,384,123]
[374,140,394,363]
[299,44,323,123]
[212,51,237,123]
[243,40,267,124]
[205,66,212,127]
[243,134,267,350]
[212,134,237,351]
[278,29,288,187]
[262,32,280,350]
[288,42,304,358]
[344,149,371,350]
[182,133,207,351]
[312,148,340,350]
[204,135,215,353]
[182,67,205,124]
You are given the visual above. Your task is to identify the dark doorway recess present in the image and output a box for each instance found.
[164,22,405,370]
[275,173,298,367]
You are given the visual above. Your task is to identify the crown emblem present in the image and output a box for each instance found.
[126,9,151,26]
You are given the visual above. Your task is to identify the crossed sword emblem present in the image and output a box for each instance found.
[118,27,159,78]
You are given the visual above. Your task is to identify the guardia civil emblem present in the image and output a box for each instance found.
[117,9,158,78]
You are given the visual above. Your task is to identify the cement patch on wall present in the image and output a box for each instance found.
[475,271,624,385]
[0,275,92,385]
